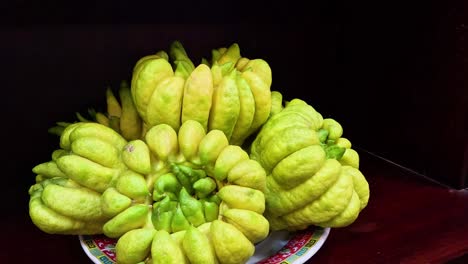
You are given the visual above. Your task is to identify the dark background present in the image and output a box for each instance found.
[1,0,467,221]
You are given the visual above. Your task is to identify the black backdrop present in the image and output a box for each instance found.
[2,0,467,219]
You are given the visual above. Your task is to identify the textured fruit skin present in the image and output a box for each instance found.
[28,120,268,264]
[251,96,370,231]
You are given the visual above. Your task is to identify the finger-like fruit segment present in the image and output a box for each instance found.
[67,123,127,151]
[227,159,266,191]
[241,71,271,135]
[229,74,256,145]
[201,200,219,222]
[317,191,361,228]
[132,53,167,75]
[32,161,66,179]
[243,59,272,87]
[146,76,185,130]
[56,154,118,193]
[51,149,68,161]
[42,184,104,221]
[115,170,149,200]
[218,185,265,214]
[281,168,354,226]
[106,87,122,118]
[182,226,217,264]
[250,103,323,158]
[340,148,360,169]
[211,63,223,87]
[208,69,240,141]
[266,159,341,217]
[145,124,179,161]
[70,137,122,168]
[322,118,343,140]
[271,145,326,189]
[119,82,142,141]
[122,139,152,175]
[153,173,182,201]
[198,130,229,166]
[29,196,86,234]
[170,41,195,79]
[235,57,250,71]
[269,90,284,117]
[211,220,255,264]
[131,58,174,121]
[335,137,352,149]
[171,165,196,195]
[152,196,177,232]
[101,188,132,218]
[152,230,187,264]
[169,229,186,247]
[345,166,370,209]
[193,178,217,198]
[223,209,270,244]
[59,123,81,149]
[179,188,205,227]
[103,204,149,238]
[116,228,156,264]
[171,204,191,233]
[109,116,121,134]
[250,113,308,160]
[181,64,214,131]
[217,43,241,66]
[258,126,320,173]
[213,145,249,181]
[178,120,206,162]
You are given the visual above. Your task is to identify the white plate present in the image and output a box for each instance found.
[79,226,330,264]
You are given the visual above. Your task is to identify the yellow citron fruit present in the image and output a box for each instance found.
[211,220,255,264]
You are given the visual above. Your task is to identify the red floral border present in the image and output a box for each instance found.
[92,235,117,261]
[256,228,315,264]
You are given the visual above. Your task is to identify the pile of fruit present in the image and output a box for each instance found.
[29,41,370,264]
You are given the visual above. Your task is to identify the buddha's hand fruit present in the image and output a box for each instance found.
[29,122,142,234]
[28,120,269,264]
[250,97,370,230]
[131,41,273,146]
[28,177,108,234]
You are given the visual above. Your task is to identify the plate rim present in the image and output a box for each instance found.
[79,235,107,264]
[293,226,330,264]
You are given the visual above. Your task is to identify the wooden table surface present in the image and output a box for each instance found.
[4,152,468,264]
